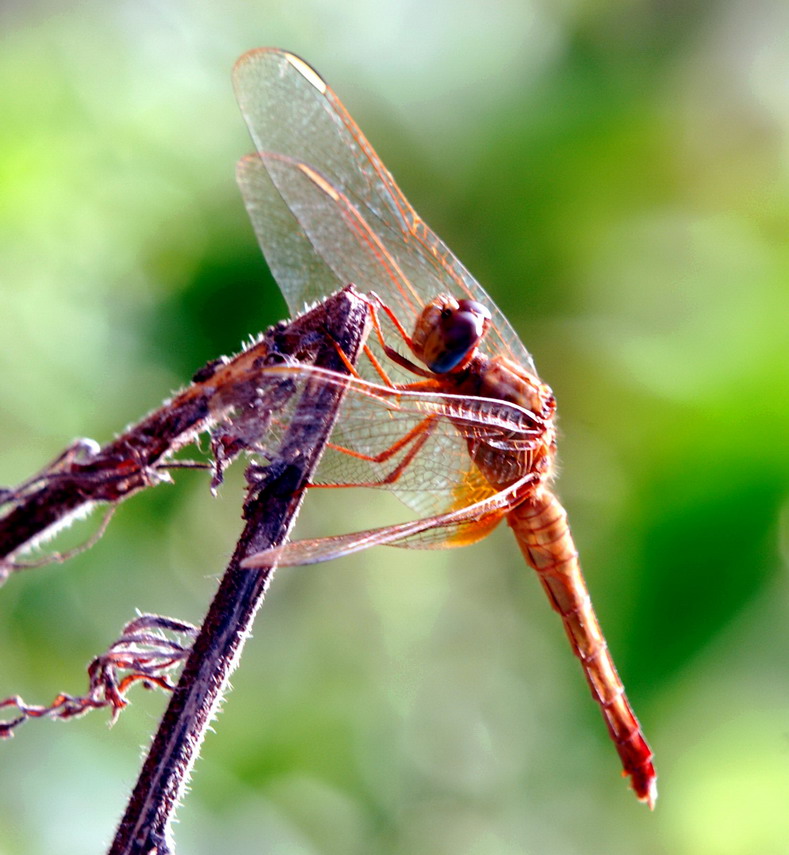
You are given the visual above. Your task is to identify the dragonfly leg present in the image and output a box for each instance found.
[328,313,426,386]
[312,414,438,490]
[326,297,444,388]
[363,292,414,348]
[361,343,395,386]
[394,379,444,392]
[333,337,399,388]
[361,294,435,380]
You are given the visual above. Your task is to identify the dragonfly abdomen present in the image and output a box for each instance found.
[508,489,657,808]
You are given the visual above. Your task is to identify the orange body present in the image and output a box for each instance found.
[235,47,657,806]
[440,333,656,807]
[509,491,657,807]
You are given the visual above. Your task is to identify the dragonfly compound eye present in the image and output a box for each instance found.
[421,299,491,373]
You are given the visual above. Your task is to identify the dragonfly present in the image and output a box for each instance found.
[232,47,657,808]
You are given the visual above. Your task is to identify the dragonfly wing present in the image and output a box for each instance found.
[241,466,537,569]
[237,152,434,387]
[233,47,535,373]
[236,155,343,311]
[243,362,539,519]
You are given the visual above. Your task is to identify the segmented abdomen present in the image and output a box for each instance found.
[508,489,657,807]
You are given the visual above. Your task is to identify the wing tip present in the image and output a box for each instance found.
[232,45,270,79]
[232,47,327,96]
[283,52,328,94]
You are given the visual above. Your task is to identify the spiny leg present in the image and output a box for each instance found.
[312,414,438,491]
[335,292,435,383]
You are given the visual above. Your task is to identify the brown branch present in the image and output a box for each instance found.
[0,286,368,576]
[106,287,371,855]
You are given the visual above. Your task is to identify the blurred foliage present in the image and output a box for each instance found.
[1,1,788,854]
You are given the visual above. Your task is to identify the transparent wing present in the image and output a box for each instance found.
[242,466,539,568]
[233,47,535,376]
[249,363,541,521]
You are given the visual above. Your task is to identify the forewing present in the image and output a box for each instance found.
[233,47,535,374]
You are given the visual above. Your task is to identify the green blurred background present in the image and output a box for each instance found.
[1,1,787,853]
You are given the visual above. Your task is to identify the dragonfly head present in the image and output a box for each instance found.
[411,295,491,374]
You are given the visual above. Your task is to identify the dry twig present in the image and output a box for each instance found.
[0,286,371,855]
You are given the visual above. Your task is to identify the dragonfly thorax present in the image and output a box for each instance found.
[444,352,558,491]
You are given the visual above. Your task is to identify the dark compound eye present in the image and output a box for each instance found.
[425,300,491,373]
